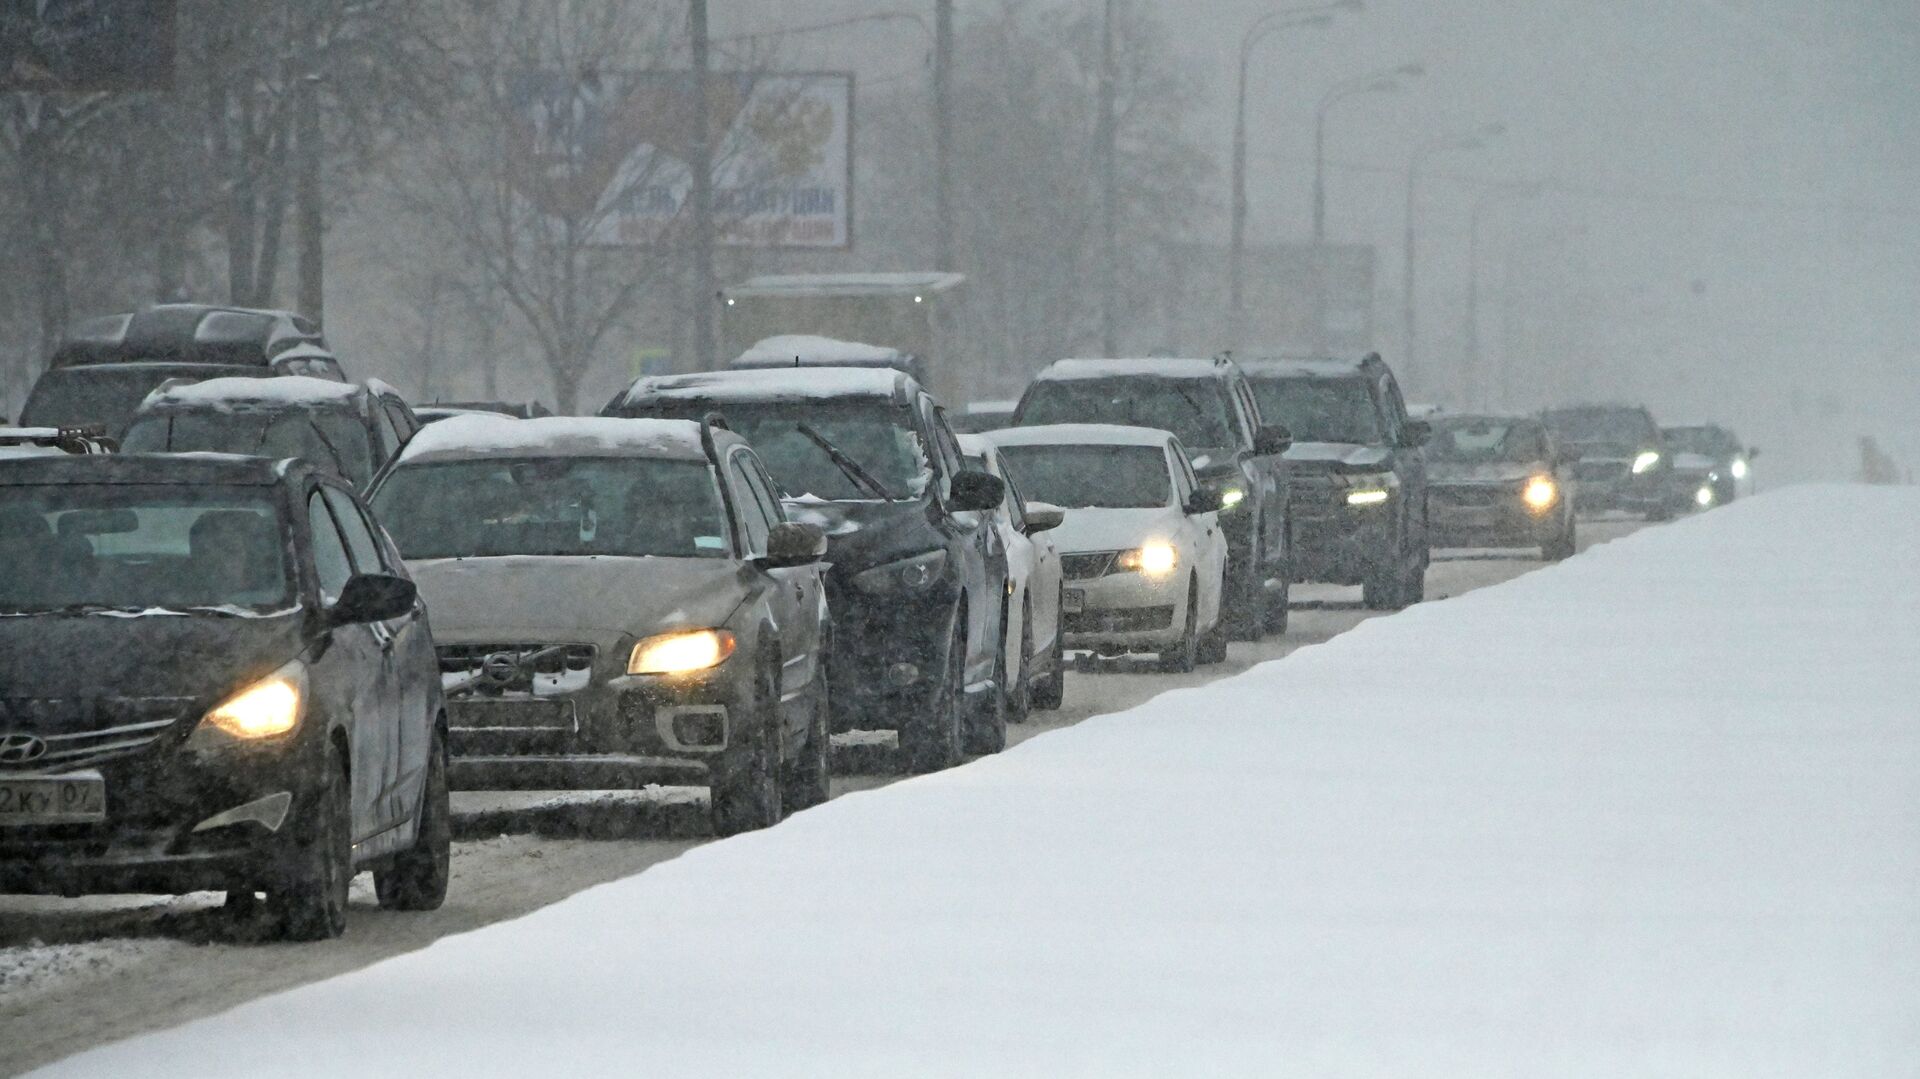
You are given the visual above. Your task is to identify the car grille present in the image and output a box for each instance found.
[0,697,192,774]
[438,643,597,696]
[1063,606,1175,634]
[1286,472,1342,515]
[1575,461,1628,485]
[1061,552,1119,581]
[1431,485,1513,509]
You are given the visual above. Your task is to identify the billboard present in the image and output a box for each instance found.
[0,0,176,91]
[507,71,853,249]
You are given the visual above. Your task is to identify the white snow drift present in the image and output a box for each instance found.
[41,486,1920,1077]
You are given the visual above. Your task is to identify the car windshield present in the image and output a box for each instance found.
[0,485,291,614]
[1542,408,1656,445]
[996,444,1171,509]
[1663,427,1731,455]
[1018,379,1233,451]
[1249,377,1381,444]
[123,408,376,487]
[1428,420,1547,463]
[625,400,929,502]
[372,457,731,560]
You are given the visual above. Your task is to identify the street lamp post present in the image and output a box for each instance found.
[1465,181,1549,409]
[1310,61,1421,353]
[1227,3,1354,348]
[1404,122,1502,386]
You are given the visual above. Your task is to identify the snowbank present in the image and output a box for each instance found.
[43,487,1920,1077]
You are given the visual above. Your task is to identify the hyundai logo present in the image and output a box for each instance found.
[480,652,525,686]
[0,733,48,765]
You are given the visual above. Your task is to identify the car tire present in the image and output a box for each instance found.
[1226,535,1267,643]
[1005,598,1033,725]
[375,728,451,912]
[1030,589,1066,711]
[1158,578,1201,673]
[780,676,832,812]
[1543,517,1577,561]
[1262,574,1291,636]
[269,750,352,942]
[711,661,783,836]
[964,633,1009,757]
[902,617,965,773]
[1196,591,1230,666]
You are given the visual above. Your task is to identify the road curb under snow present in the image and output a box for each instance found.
[38,486,1920,1077]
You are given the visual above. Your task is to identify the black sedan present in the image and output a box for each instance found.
[1426,414,1579,560]
[0,454,446,941]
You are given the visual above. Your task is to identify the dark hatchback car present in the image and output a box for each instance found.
[0,455,446,941]
[1662,424,1756,508]
[1240,354,1431,610]
[1540,404,1686,520]
[20,304,345,438]
[1426,414,1578,560]
[605,368,1010,772]
[122,376,420,489]
[1014,356,1293,637]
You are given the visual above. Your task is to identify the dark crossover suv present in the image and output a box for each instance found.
[371,415,834,836]
[122,377,421,489]
[605,368,1010,772]
[1541,404,1686,519]
[1662,424,1755,509]
[1241,354,1431,610]
[1425,413,1579,560]
[1013,357,1293,637]
[20,304,345,438]
[0,454,446,941]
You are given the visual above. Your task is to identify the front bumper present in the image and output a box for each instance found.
[1572,460,1669,512]
[1429,485,1563,547]
[825,577,977,733]
[1060,565,1187,652]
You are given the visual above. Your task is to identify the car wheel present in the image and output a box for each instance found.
[1226,536,1267,642]
[1262,574,1291,636]
[1196,590,1230,666]
[375,727,451,912]
[1005,597,1033,725]
[711,661,783,836]
[1030,588,1066,711]
[1158,578,1200,673]
[964,628,1009,757]
[1400,548,1426,605]
[269,750,352,942]
[902,616,965,773]
[1543,517,1577,561]
[781,676,832,812]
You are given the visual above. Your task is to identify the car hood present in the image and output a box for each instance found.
[1567,440,1641,462]
[1283,441,1391,470]
[1430,462,1538,484]
[1049,505,1185,555]
[781,498,942,576]
[1673,452,1717,474]
[0,609,307,710]
[408,556,750,641]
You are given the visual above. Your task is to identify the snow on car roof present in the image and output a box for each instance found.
[144,375,364,410]
[725,271,965,298]
[987,423,1176,448]
[734,335,908,365]
[397,415,717,465]
[620,367,909,407]
[1037,357,1228,381]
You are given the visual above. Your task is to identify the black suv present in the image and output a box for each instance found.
[20,304,346,438]
[1540,404,1685,520]
[1013,357,1293,637]
[123,377,421,489]
[0,454,446,941]
[604,368,1010,771]
[1240,353,1431,610]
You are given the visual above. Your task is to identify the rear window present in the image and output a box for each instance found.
[124,407,376,487]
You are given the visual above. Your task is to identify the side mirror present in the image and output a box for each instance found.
[1252,424,1293,457]
[948,469,1006,513]
[1024,502,1065,533]
[330,573,417,626]
[1401,419,1433,449]
[1185,487,1224,515]
[759,522,827,568]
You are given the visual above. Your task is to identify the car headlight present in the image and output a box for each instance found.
[1730,458,1748,480]
[852,550,948,594]
[1694,485,1715,508]
[1115,541,1178,576]
[1217,486,1246,511]
[1342,472,1395,507]
[190,661,307,745]
[1522,475,1558,511]
[1631,450,1661,474]
[629,629,736,675]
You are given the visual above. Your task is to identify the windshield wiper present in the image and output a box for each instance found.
[796,422,896,500]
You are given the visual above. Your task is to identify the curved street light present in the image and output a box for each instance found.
[1404,121,1504,383]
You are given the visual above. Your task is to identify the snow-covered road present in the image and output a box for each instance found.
[6,520,1643,1074]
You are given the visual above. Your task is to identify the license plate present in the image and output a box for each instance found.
[0,772,106,826]
[1062,589,1085,614]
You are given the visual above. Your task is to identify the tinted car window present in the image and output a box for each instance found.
[124,407,375,486]
[1430,420,1546,463]
[1248,377,1381,444]
[311,411,375,485]
[321,486,384,573]
[628,400,930,502]
[307,492,356,603]
[1541,407,1657,444]
[998,444,1172,509]
[1019,379,1233,451]
[728,456,774,555]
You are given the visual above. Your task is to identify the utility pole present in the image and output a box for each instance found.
[933,0,954,271]
[294,71,324,323]
[689,0,718,371]
[1097,0,1119,355]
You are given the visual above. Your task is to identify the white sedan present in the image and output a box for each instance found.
[960,434,1068,718]
[989,424,1229,672]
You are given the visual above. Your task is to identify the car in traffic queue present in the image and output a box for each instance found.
[1540,404,1686,520]
[121,376,420,490]
[959,433,1069,717]
[603,367,1010,772]
[19,304,344,438]
[368,415,834,836]
[989,424,1230,673]
[1425,413,1579,560]
[1240,353,1432,611]
[415,400,555,425]
[0,453,447,941]
[1662,424,1757,509]
[0,426,117,460]
[1013,356,1292,638]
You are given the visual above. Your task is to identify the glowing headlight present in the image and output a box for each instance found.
[1730,458,1748,480]
[196,662,307,742]
[1694,485,1715,507]
[1116,542,1178,576]
[1631,450,1661,474]
[1346,488,1390,506]
[1522,476,1558,511]
[1218,487,1246,510]
[629,629,736,675]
